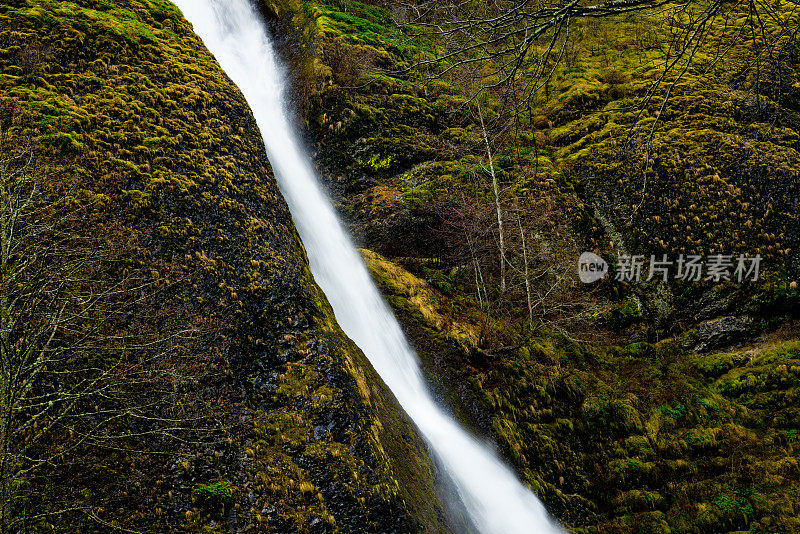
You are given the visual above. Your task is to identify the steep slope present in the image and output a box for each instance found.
[0,1,446,532]
[266,1,800,532]
[366,249,800,533]
[292,0,800,329]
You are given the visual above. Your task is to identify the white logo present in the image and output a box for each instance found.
[578,252,608,283]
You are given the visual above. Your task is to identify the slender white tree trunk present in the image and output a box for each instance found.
[517,214,534,332]
[465,231,486,312]
[0,161,12,534]
[478,104,506,293]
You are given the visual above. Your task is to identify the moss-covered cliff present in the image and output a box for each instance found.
[295,0,800,328]
[0,1,447,531]
[269,0,800,532]
[358,246,800,533]
[5,0,800,531]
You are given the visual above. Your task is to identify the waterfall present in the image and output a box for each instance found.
[172,1,563,532]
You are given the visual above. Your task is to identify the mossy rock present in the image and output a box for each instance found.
[1,1,448,532]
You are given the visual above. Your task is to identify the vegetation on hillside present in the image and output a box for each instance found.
[0,1,447,532]
[265,0,800,530]
[2,0,799,531]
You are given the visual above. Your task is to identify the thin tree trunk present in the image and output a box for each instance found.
[465,231,486,312]
[517,214,535,333]
[478,104,506,293]
[0,171,10,534]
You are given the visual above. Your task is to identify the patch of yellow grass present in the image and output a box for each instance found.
[360,249,479,348]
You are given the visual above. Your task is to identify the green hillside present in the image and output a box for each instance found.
[270,0,800,531]
[2,0,800,532]
[0,1,446,532]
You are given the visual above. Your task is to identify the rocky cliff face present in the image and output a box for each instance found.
[5,0,800,532]
[272,1,800,532]
[0,1,446,531]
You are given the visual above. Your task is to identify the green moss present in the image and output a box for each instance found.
[1,1,447,532]
[226,0,800,531]
[192,480,236,513]
[357,247,800,532]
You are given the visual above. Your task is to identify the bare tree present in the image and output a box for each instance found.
[503,194,600,340]
[432,166,604,351]
[0,135,209,532]
[515,211,535,333]
[397,0,800,131]
[431,192,497,341]
[477,103,508,294]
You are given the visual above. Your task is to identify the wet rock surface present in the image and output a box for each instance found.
[683,315,757,352]
[0,1,447,531]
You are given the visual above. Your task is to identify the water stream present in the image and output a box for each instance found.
[171,1,563,531]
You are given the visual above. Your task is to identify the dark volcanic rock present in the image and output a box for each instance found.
[683,315,756,352]
[0,1,447,532]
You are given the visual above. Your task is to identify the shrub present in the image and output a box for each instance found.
[192,480,236,515]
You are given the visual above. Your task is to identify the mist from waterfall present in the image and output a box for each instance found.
[172,1,563,532]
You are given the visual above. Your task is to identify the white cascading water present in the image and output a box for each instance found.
[172,1,563,532]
